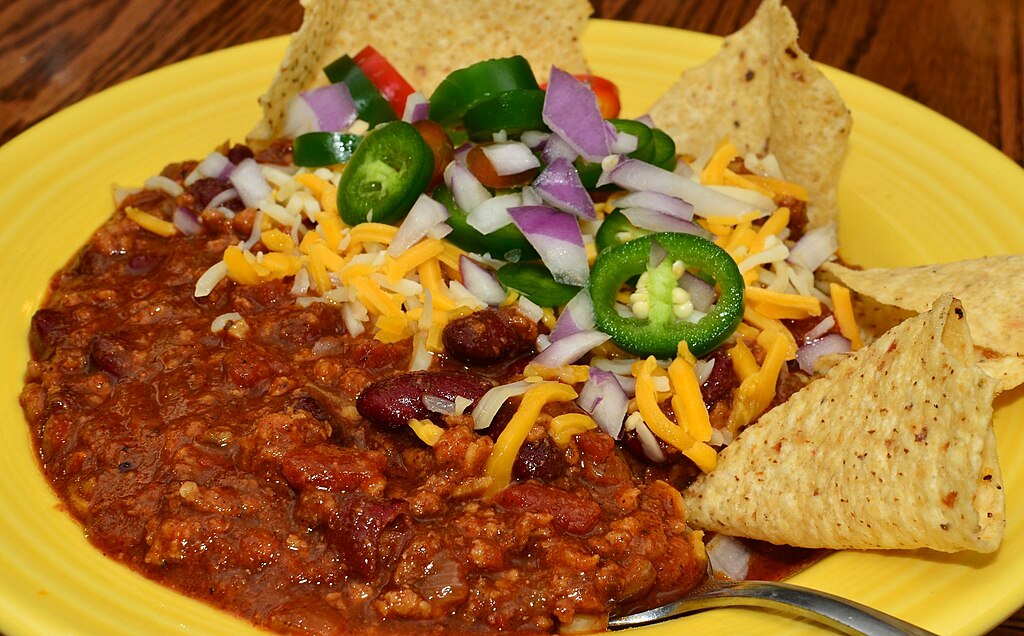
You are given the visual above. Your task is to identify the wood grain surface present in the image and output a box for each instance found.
[0,0,1022,634]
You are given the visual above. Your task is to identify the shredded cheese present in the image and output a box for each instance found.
[549,413,598,448]
[830,283,863,350]
[634,357,716,471]
[125,207,177,237]
[484,382,577,494]
[408,419,445,446]
[727,329,795,433]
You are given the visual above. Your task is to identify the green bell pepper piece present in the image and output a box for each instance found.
[649,127,678,170]
[323,55,397,126]
[497,262,580,308]
[429,56,540,125]
[589,233,745,358]
[462,89,547,142]
[293,132,362,167]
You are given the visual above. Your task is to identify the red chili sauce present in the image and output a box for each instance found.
[20,146,818,635]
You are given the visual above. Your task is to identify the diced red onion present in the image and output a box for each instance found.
[206,187,238,211]
[609,159,761,218]
[444,161,491,213]
[805,315,837,341]
[550,288,595,341]
[388,194,450,256]
[614,373,636,397]
[622,207,709,236]
[472,380,532,430]
[426,223,452,240]
[531,330,610,367]
[454,142,473,164]
[229,158,272,208]
[532,157,595,220]
[648,239,668,269]
[186,151,232,185]
[172,207,203,236]
[517,295,544,323]
[508,206,589,286]
[795,333,852,374]
[694,358,715,385]
[481,142,540,176]
[466,192,520,234]
[614,191,693,221]
[578,368,628,439]
[634,420,666,462]
[541,133,580,164]
[402,92,429,123]
[787,222,839,271]
[681,272,716,312]
[423,394,457,416]
[459,256,506,306]
[283,83,357,137]
[542,67,612,162]
[609,130,638,155]
[520,130,550,150]
[706,534,751,580]
[595,154,624,189]
[520,185,542,206]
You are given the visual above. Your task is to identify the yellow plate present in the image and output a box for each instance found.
[1,19,1022,636]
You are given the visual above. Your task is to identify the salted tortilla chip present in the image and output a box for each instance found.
[251,0,591,142]
[683,294,1003,553]
[825,257,1024,392]
[648,0,850,229]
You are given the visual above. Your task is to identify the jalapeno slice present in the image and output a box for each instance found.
[594,209,651,253]
[589,233,745,358]
[293,132,362,167]
[462,89,547,142]
[433,186,538,262]
[497,262,580,308]
[649,128,678,170]
[429,56,540,125]
[337,121,434,225]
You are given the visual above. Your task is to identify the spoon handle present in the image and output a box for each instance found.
[608,579,939,636]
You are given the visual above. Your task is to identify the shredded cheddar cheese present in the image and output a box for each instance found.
[484,382,578,494]
[830,283,863,350]
[634,357,716,472]
[549,413,598,448]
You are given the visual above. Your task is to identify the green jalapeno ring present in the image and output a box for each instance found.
[589,233,745,358]
[293,132,362,167]
[337,121,434,226]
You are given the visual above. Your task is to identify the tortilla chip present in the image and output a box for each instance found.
[251,0,591,142]
[648,0,851,229]
[825,257,1024,392]
[683,294,1003,553]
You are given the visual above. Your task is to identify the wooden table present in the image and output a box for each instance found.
[0,0,1021,634]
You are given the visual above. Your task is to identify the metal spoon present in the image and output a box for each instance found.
[608,575,939,635]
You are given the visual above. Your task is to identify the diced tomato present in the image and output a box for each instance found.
[353,45,416,116]
[411,120,455,189]
[465,145,538,189]
[540,74,621,119]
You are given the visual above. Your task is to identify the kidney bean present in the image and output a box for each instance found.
[512,438,563,482]
[442,308,537,366]
[30,308,72,359]
[356,371,493,429]
[89,333,134,378]
[226,144,254,165]
[700,348,738,405]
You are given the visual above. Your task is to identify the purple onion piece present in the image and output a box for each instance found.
[229,158,271,209]
[521,130,551,150]
[681,272,716,313]
[481,142,540,176]
[508,205,589,286]
[622,207,709,237]
[388,194,449,256]
[541,133,580,164]
[444,161,490,213]
[609,159,758,218]
[459,256,506,306]
[615,190,693,221]
[787,223,839,271]
[579,368,628,439]
[284,84,357,136]
[550,288,596,342]
[610,130,639,155]
[402,92,429,123]
[805,315,837,341]
[206,188,238,211]
[532,330,610,367]
[532,157,595,220]
[634,420,667,463]
[795,333,852,374]
[634,114,656,128]
[172,207,202,236]
[542,67,611,162]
